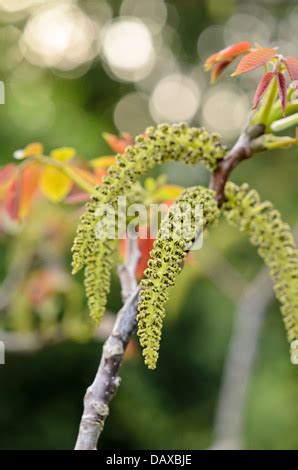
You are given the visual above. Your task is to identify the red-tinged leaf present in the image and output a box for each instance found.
[19,163,42,218]
[252,72,275,109]
[137,237,155,279]
[0,165,40,223]
[204,41,251,71]
[284,56,298,97]
[211,60,231,83]
[119,227,155,279]
[217,41,252,62]
[5,179,19,220]
[232,48,276,76]
[277,72,287,115]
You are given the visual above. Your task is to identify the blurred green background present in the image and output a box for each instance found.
[0,0,297,450]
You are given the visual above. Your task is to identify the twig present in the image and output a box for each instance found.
[210,124,265,205]
[74,238,140,450]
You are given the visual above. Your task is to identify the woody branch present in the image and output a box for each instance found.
[74,235,140,450]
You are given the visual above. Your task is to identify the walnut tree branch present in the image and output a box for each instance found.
[210,124,265,205]
[74,237,140,450]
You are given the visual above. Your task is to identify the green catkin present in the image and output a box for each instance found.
[222,182,298,365]
[137,186,220,369]
[84,239,117,323]
[71,123,226,323]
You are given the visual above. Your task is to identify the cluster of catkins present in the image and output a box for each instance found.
[71,123,227,322]
[137,186,220,369]
[222,182,298,365]
[71,122,298,369]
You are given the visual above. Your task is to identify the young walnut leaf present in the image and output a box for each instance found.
[284,56,298,97]
[18,163,42,218]
[204,41,251,70]
[216,41,251,62]
[277,72,287,115]
[252,71,274,109]
[232,47,276,76]
[204,41,251,81]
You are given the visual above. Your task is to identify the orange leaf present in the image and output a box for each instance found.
[204,41,251,71]
[277,72,287,115]
[2,163,41,220]
[4,179,19,221]
[119,227,155,280]
[136,236,155,279]
[217,41,252,62]
[19,162,42,218]
[284,56,298,97]
[252,72,275,109]
[232,48,276,76]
